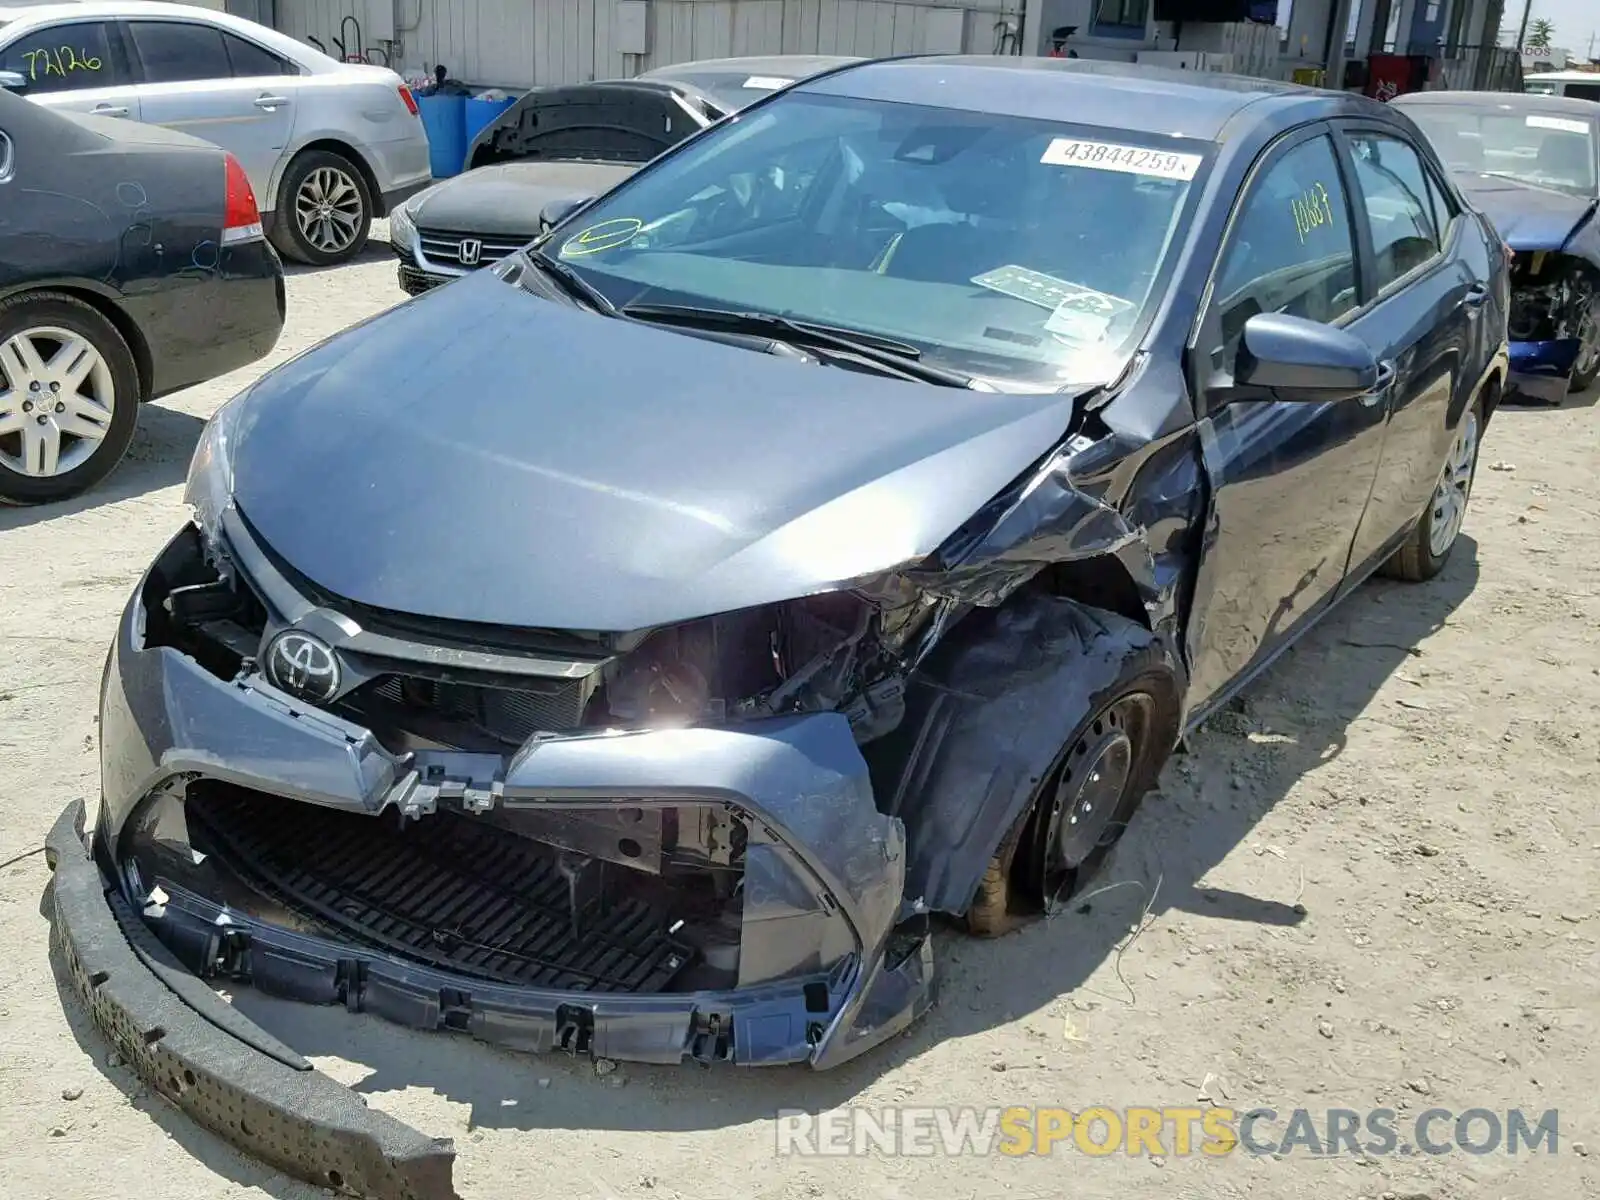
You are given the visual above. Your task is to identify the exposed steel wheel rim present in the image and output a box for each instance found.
[294,165,365,254]
[1021,692,1155,911]
[0,326,116,478]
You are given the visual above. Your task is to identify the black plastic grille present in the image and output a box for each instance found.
[187,790,692,994]
[368,675,587,742]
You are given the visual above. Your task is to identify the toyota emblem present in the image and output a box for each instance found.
[263,630,341,703]
[458,237,482,266]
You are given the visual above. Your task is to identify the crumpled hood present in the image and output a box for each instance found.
[1457,173,1598,251]
[405,161,637,237]
[230,271,1081,631]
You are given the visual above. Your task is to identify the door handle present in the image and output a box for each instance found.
[253,94,291,109]
[1463,283,1488,308]
[1359,360,1396,407]
[92,103,130,117]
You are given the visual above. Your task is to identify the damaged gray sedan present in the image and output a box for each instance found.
[67,56,1508,1095]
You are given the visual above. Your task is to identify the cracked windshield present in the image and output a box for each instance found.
[549,91,1210,388]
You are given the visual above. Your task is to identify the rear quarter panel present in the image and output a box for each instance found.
[267,74,429,207]
[0,111,278,395]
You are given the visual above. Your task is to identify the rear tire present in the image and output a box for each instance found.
[1380,394,1483,582]
[0,292,139,506]
[269,149,372,267]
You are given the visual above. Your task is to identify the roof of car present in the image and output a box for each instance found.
[641,54,862,79]
[799,56,1332,141]
[1520,69,1600,82]
[1394,89,1600,117]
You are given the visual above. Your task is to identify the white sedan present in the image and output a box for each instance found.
[0,0,431,265]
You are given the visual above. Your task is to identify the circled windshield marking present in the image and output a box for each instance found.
[562,217,645,256]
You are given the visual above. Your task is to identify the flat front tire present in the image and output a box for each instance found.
[966,666,1172,936]
[0,292,139,506]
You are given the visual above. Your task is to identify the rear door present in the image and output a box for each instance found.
[1334,124,1477,579]
[0,18,141,122]
[122,17,296,198]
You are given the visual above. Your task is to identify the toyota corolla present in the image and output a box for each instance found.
[47,55,1508,1195]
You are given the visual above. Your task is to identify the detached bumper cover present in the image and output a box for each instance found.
[44,799,459,1200]
[1507,337,1580,402]
[98,561,932,1071]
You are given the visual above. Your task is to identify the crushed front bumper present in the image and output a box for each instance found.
[1507,337,1580,404]
[89,542,933,1075]
[45,800,460,1200]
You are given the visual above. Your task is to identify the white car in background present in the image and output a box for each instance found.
[0,0,431,265]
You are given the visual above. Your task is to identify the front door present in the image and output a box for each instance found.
[1185,127,1392,714]
[121,18,296,201]
[0,19,141,123]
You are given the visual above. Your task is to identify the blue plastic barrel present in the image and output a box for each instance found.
[463,95,518,168]
[416,93,467,179]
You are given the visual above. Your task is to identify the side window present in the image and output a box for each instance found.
[1347,133,1442,292]
[1423,166,1456,241]
[1209,133,1359,365]
[0,22,116,95]
[1566,83,1600,102]
[222,33,290,78]
[127,21,231,85]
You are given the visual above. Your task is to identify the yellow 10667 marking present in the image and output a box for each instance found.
[22,45,104,80]
[1290,182,1335,245]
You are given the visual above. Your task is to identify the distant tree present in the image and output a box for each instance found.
[1527,18,1555,50]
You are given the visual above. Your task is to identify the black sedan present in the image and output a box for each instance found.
[391,56,859,294]
[0,88,284,504]
[1391,90,1600,401]
[50,57,1507,1192]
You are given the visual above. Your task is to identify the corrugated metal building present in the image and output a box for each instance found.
[263,0,1023,88]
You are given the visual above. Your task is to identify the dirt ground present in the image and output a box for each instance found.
[1,236,1596,1200]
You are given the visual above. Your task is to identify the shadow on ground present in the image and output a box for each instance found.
[184,538,1484,1142]
[0,404,206,533]
[282,238,394,278]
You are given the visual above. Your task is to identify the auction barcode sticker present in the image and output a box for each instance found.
[1526,114,1589,134]
[744,75,795,90]
[1040,137,1202,181]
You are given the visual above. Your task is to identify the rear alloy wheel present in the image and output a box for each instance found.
[271,150,371,267]
[0,294,139,505]
[1380,398,1481,582]
[967,688,1160,936]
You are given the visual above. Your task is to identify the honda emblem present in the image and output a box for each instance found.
[458,237,482,266]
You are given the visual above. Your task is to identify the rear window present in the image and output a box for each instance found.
[1404,103,1598,199]
[128,20,232,84]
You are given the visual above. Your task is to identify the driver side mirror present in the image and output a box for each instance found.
[539,192,595,234]
[0,70,27,93]
[1232,312,1378,401]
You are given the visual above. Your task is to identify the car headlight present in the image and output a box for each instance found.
[388,201,418,254]
[183,392,247,546]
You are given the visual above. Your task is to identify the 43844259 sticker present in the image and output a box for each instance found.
[1039,138,1203,181]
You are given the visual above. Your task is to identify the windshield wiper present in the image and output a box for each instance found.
[620,302,977,388]
[516,248,618,316]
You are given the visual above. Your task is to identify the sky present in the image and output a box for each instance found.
[1511,0,1599,55]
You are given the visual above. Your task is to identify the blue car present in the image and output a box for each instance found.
[1395,90,1600,403]
[48,57,1508,1197]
